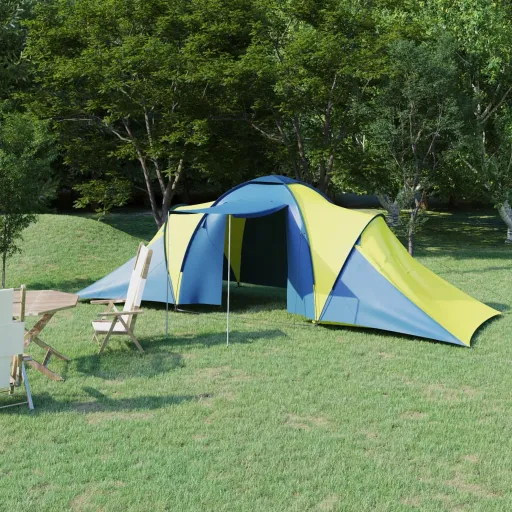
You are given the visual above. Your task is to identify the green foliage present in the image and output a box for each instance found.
[0,0,32,101]
[363,37,463,252]
[73,173,132,220]
[0,111,57,286]
[25,0,267,225]
[223,0,386,191]
[367,38,462,192]
[7,0,512,246]
[429,0,512,207]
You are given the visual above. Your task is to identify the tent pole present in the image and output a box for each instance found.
[227,214,231,347]
[166,211,170,340]
[166,273,169,340]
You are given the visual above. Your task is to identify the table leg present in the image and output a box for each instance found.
[25,359,64,382]
[24,313,53,347]
[24,313,70,381]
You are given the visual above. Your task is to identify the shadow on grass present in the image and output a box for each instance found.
[73,349,184,380]
[411,210,511,256]
[469,314,504,349]
[14,387,200,415]
[100,212,156,240]
[20,278,97,294]
[320,322,474,349]
[144,329,287,349]
[321,312,503,349]
[73,329,284,381]
[486,302,510,313]
[145,285,287,315]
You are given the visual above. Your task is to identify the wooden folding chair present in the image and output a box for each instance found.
[91,243,153,354]
[0,288,34,410]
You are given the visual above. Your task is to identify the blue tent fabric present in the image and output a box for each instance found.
[319,247,463,345]
[170,201,287,218]
[178,214,226,304]
[78,235,173,303]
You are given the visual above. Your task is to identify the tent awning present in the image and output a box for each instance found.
[169,200,287,218]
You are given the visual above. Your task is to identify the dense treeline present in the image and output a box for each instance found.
[2,0,512,253]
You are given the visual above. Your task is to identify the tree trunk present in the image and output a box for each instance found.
[377,193,400,227]
[407,197,424,256]
[408,226,414,256]
[498,200,512,244]
[1,250,6,289]
[159,159,184,227]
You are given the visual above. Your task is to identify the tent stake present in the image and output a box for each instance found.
[227,214,231,346]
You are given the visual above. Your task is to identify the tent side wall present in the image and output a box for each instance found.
[355,217,500,346]
[288,184,378,320]
[78,230,171,303]
[164,202,214,304]
[319,243,464,345]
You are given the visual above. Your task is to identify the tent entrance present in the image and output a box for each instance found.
[223,208,288,288]
[223,207,288,346]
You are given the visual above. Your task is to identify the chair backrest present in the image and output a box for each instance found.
[122,244,153,328]
[13,285,26,322]
[0,289,24,389]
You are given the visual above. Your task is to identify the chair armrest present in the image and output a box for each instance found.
[90,299,125,305]
[96,310,143,317]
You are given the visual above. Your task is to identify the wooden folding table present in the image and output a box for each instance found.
[13,290,78,381]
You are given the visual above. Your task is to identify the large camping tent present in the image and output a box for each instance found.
[79,175,499,346]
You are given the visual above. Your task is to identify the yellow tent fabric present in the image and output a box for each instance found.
[165,202,213,302]
[358,217,500,346]
[223,217,246,283]
[289,184,377,320]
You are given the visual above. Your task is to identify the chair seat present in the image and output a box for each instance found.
[92,320,129,334]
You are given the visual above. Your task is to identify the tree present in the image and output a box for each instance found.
[217,0,386,193]
[25,0,223,227]
[364,38,462,255]
[0,0,33,103]
[73,173,132,220]
[0,112,57,287]
[430,0,512,242]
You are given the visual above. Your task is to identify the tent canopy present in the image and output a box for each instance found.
[169,200,287,218]
[79,175,499,347]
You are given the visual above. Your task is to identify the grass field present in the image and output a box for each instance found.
[0,210,511,512]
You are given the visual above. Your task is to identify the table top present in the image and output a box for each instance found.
[13,290,79,317]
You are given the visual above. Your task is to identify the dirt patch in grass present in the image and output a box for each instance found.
[86,411,154,425]
[446,475,502,498]
[464,455,479,464]
[204,410,221,425]
[285,414,332,431]
[361,430,378,440]
[317,494,341,511]
[193,365,250,382]
[400,496,422,507]
[401,411,427,420]
[70,487,104,512]
[424,384,479,402]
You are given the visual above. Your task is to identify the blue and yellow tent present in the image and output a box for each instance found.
[79,175,499,346]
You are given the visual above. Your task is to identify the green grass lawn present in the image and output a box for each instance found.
[0,210,511,512]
